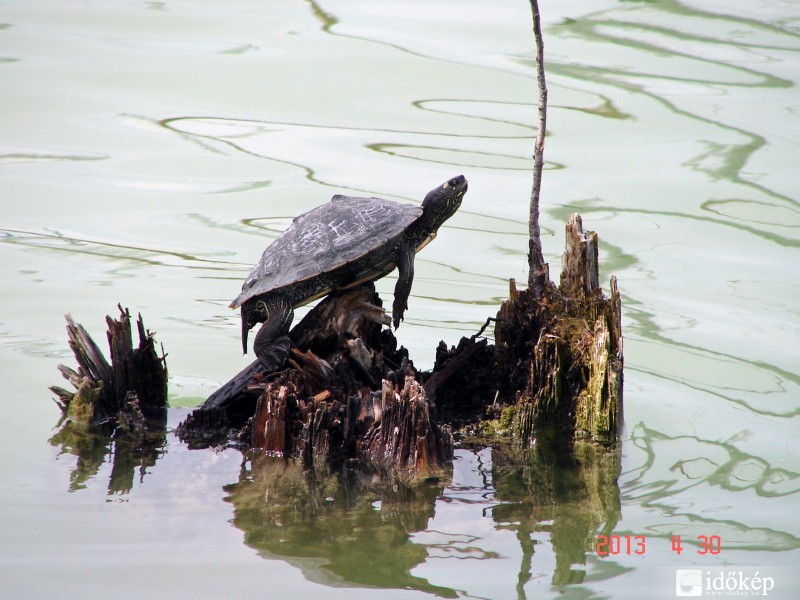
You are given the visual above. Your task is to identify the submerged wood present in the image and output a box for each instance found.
[50,305,168,429]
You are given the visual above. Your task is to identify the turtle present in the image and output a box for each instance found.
[230,174,468,372]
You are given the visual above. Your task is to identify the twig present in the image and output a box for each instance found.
[527,0,549,295]
[470,317,497,342]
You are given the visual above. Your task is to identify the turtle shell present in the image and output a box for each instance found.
[230,194,422,309]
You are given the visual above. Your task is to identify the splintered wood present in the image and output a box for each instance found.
[50,305,167,429]
[178,284,452,478]
[246,373,451,477]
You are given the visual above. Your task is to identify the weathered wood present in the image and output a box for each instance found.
[433,0,622,452]
[50,306,168,428]
[560,214,600,298]
[496,215,623,448]
[250,377,302,457]
[242,372,450,477]
[198,285,392,413]
[423,336,497,427]
[361,376,453,475]
[178,284,451,477]
[48,307,169,493]
[560,215,623,443]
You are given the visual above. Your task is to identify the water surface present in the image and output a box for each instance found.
[1,1,798,598]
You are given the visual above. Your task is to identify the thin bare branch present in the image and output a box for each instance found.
[528,0,549,294]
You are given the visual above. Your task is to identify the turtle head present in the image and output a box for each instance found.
[421,175,468,233]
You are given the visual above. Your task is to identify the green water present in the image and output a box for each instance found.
[1,1,798,598]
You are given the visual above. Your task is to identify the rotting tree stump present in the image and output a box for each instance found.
[50,305,168,430]
[50,212,621,479]
[177,284,453,478]
[178,211,621,468]
[507,213,623,447]
[427,214,623,450]
[50,0,621,477]
[48,306,169,493]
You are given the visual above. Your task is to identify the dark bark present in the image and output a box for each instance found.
[48,307,168,493]
[183,213,623,462]
[177,284,452,478]
[497,216,622,448]
[50,305,168,428]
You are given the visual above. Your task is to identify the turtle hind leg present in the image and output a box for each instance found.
[392,241,416,329]
[253,295,294,372]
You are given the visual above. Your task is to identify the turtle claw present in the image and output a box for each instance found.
[391,303,405,329]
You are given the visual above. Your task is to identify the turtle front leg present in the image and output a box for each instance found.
[392,241,415,329]
[253,295,294,372]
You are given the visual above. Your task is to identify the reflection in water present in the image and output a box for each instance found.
[45,422,621,595]
[2,0,797,596]
[48,416,167,494]
[490,443,621,591]
[226,444,621,597]
[225,455,458,597]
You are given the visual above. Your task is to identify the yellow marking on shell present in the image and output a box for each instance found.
[442,182,449,189]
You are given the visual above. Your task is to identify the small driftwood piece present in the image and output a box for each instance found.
[50,305,168,429]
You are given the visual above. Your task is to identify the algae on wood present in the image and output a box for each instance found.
[495,215,623,448]
[176,0,623,467]
[505,0,622,448]
[50,305,168,428]
[49,306,168,493]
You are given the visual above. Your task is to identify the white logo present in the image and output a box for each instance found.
[675,569,776,597]
[676,570,703,597]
